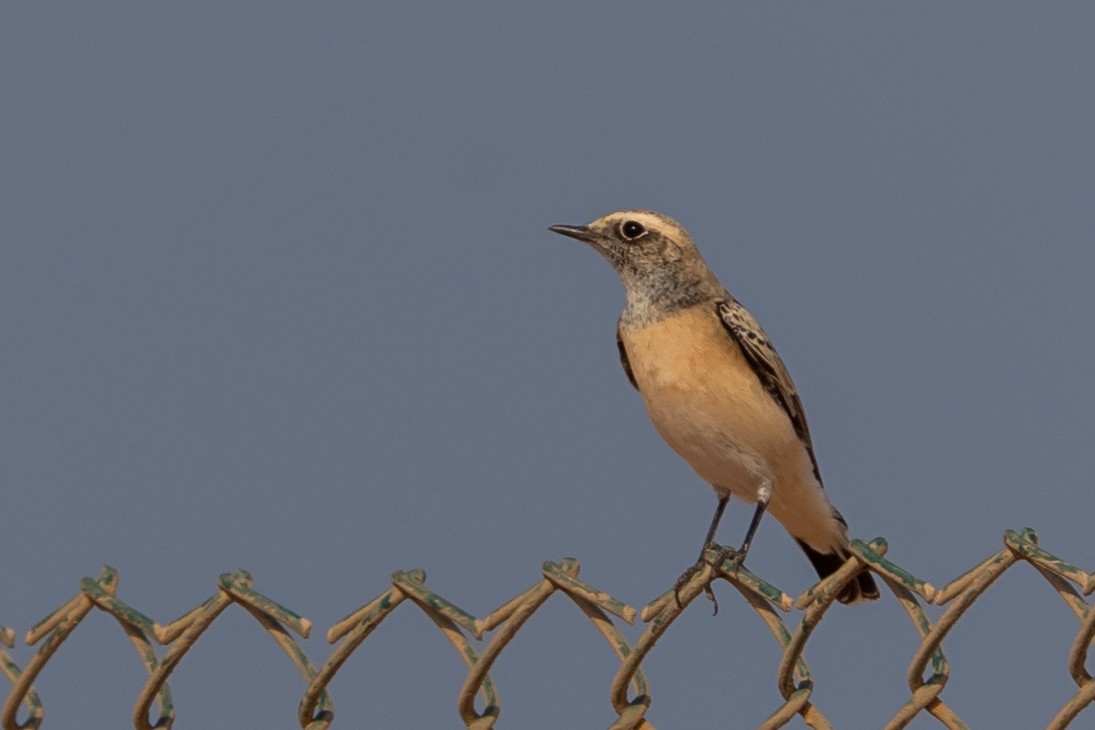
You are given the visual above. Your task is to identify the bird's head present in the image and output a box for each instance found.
[550,210,722,316]
[549,210,697,275]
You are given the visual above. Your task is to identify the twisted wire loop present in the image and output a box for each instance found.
[0,566,169,730]
[461,558,644,729]
[132,569,317,730]
[629,553,824,730]
[303,559,645,729]
[0,618,42,730]
[1003,529,1095,730]
[0,528,1093,728]
[301,566,499,730]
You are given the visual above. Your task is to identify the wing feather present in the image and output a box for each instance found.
[615,321,638,390]
[715,298,823,486]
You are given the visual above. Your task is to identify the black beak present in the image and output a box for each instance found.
[548,224,596,243]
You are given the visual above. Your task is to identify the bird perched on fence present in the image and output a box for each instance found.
[550,210,878,606]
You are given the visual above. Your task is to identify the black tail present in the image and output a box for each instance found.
[796,539,879,605]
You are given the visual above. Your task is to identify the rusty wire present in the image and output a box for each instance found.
[1,527,1092,729]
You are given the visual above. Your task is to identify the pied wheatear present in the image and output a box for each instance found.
[551,210,878,605]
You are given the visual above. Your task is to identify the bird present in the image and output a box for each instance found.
[550,210,879,605]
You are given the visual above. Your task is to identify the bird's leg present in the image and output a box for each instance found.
[731,482,771,566]
[674,484,773,614]
[707,482,772,571]
[700,494,730,555]
[674,495,729,611]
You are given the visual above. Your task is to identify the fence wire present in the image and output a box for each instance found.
[1,527,1092,729]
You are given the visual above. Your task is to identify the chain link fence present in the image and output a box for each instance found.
[1,527,1092,729]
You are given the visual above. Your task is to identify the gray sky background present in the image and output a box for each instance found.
[3,4,1094,729]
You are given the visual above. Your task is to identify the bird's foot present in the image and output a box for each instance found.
[673,561,701,607]
[710,544,746,570]
[673,545,747,615]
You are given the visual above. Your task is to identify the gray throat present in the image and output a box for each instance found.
[619,273,720,327]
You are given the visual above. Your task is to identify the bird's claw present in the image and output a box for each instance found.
[672,561,703,609]
[713,545,746,569]
[671,554,717,615]
[672,545,749,615]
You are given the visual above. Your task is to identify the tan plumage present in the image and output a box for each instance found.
[551,210,878,604]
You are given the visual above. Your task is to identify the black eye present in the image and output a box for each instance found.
[619,220,647,241]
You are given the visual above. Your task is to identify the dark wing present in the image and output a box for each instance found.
[615,321,638,390]
[715,297,823,485]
